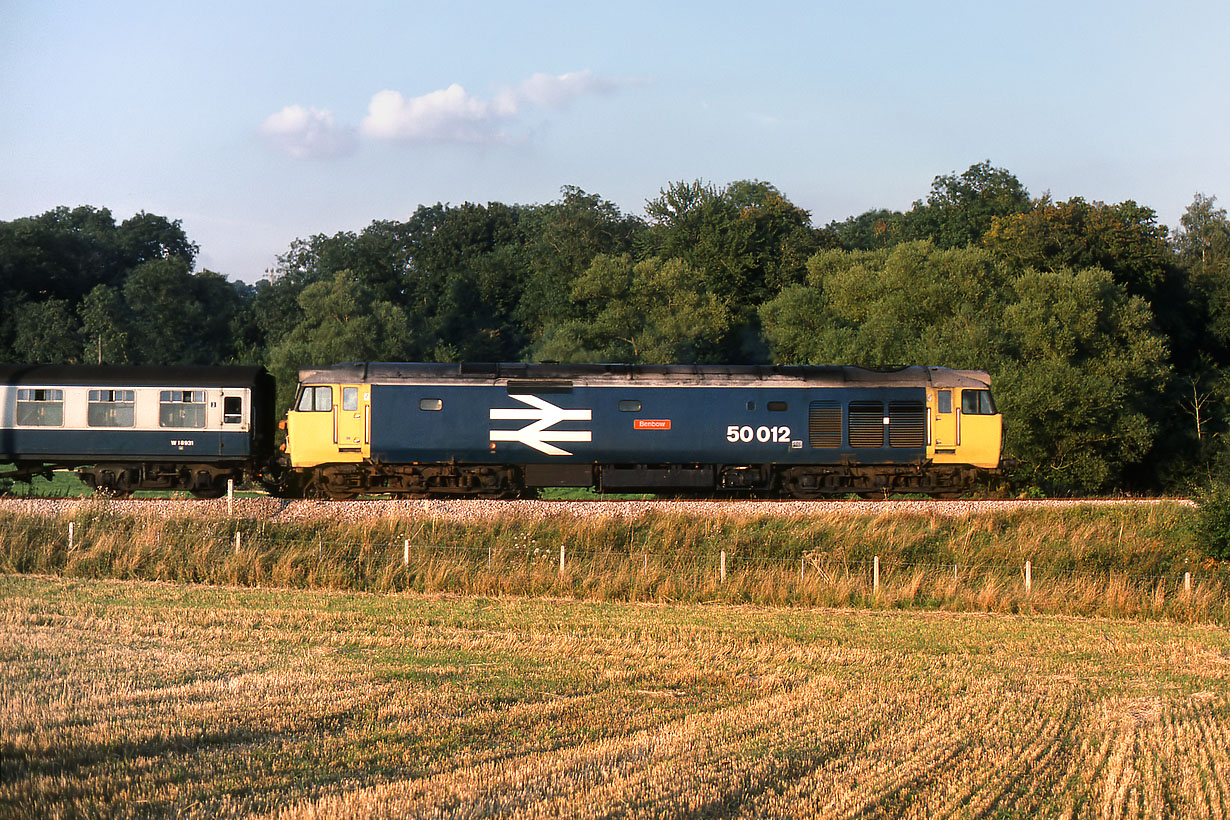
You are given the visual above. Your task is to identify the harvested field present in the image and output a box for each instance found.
[2,575,1229,818]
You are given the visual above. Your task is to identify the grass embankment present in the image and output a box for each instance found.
[2,574,1229,819]
[1,501,1223,622]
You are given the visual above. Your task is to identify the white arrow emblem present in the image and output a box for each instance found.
[489,394,592,456]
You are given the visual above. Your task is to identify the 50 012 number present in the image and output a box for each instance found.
[726,425,791,443]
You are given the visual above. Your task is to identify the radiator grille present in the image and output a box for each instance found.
[888,401,926,447]
[808,401,842,448]
[848,401,884,448]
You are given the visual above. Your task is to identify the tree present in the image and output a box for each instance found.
[533,254,730,364]
[983,196,1172,300]
[759,241,1170,493]
[641,179,822,309]
[122,259,241,365]
[7,298,81,363]
[760,242,1009,368]
[267,270,416,410]
[77,285,131,364]
[903,161,1031,249]
[517,186,644,342]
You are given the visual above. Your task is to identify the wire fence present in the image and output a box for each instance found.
[3,517,1221,613]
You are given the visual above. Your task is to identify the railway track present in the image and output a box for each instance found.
[0,494,1195,523]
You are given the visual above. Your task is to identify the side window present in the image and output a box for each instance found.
[937,390,952,414]
[961,389,996,415]
[223,396,243,424]
[419,398,443,411]
[342,387,359,412]
[618,400,641,412]
[16,388,64,427]
[296,386,333,412]
[87,389,136,428]
[159,390,207,428]
[767,401,788,412]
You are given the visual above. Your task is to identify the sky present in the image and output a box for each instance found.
[3,0,1229,283]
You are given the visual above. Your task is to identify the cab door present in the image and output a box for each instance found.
[335,384,369,455]
[930,388,957,453]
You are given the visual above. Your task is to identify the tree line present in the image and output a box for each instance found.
[3,162,1229,495]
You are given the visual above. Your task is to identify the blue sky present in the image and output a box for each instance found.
[3,0,1228,282]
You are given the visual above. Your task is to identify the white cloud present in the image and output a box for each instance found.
[360,84,509,144]
[258,105,358,160]
[262,70,623,155]
[362,70,618,145]
[498,70,614,111]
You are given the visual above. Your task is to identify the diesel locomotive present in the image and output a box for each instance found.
[0,362,1005,499]
[284,362,1004,499]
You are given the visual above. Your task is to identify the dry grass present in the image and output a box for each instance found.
[2,575,1230,818]
[0,500,1225,624]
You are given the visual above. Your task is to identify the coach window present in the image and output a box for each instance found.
[15,389,63,426]
[618,400,641,412]
[419,398,443,411]
[961,389,995,415]
[159,390,207,428]
[296,386,332,412]
[223,396,243,424]
[88,390,135,427]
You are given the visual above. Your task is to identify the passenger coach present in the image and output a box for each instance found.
[285,363,1004,499]
[0,365,276,496]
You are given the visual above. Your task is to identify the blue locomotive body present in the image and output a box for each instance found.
[287,363,1001,498]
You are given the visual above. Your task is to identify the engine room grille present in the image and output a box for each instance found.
[848,401,884,448]
[888,401,926,447]
[808,401,841,447]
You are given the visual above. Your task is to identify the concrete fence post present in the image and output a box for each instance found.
[873,555,880,593]
[68,522,74,551]
[559,544,565,576]
[403,539,410,568]
[234,530,241,555]
[720,550,727,583]
[1185,571,1192,593]
[227,478,234,517]
[1025,560,1032,594]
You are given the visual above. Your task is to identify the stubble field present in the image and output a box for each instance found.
[2,574,1229,819]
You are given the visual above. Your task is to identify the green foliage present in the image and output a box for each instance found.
[267,270,416,410]
[532,254,730,363]
[1197,481,1230,560]
[904,161,1031,249]
[760,242,1170,494]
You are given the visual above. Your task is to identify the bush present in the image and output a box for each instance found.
[1197,482,1230,560]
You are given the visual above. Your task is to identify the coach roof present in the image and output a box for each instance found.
[0,364,269,388]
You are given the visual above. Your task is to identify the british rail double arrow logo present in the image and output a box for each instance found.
[489,395,592,456]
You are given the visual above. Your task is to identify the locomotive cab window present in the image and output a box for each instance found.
[160,390,207,428]
[222,396,243,424]
[419,398,443,411]
[15,389,63,426]
[961,389,996,415]
[296,386,332,412]
[87,389,135,428]
[937,390,952,414]
[618,400,641,412]
[342,387,359,412]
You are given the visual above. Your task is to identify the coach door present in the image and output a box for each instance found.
[335,384,369,455]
